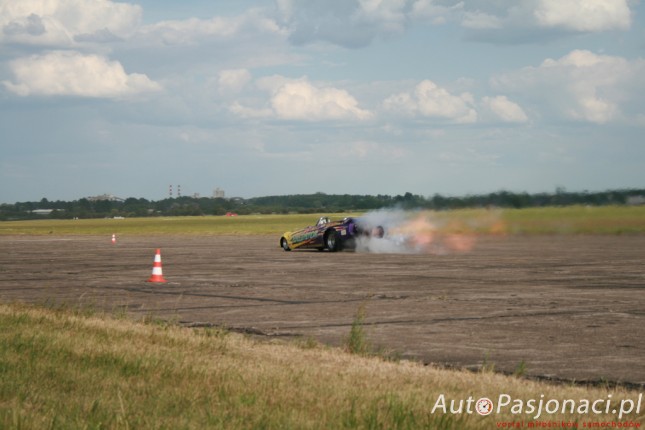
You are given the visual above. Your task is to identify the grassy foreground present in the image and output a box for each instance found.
[1,303,642,429]
[1,206,645,236]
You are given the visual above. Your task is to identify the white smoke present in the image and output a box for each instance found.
[355,209,423,254]
[354,208,504,254]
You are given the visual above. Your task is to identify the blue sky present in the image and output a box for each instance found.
[1,0,644,202]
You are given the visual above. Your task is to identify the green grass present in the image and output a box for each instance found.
[1,206,644,236]
[500,205,645,235]
[345,304,371,356]
[0,213,355,236]
[1,303,642,429]
[423,206,645,235]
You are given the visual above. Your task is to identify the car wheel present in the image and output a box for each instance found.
[325,229,340,252]
[373,225,385,238]
[281,238,291,251]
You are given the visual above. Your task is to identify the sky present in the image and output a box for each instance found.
[1,0,644,203]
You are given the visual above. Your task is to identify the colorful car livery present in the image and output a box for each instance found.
[280,216,384,252]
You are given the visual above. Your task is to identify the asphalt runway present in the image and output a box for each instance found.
[1,234,644,386]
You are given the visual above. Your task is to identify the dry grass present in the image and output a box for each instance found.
[1,303,642,429]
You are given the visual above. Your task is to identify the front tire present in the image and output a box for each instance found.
[281,237,291,251]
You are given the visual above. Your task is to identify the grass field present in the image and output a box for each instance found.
[1,303,642,429]
[500,206,645,235]
[1,206,644,236]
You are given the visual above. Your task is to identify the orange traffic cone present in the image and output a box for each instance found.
[147,249,167,283]
[111,234,116,244]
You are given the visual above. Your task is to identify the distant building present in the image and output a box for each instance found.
[213,187,225,198]
[626,195,645,206]
[87,194,124,202]
[31,209,54,215]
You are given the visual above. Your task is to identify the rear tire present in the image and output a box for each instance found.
[373,225,385,238]
[324,230,341,252]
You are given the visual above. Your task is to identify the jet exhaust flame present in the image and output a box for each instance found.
[356,209,505,254]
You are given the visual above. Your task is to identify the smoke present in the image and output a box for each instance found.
[355,208,505,254]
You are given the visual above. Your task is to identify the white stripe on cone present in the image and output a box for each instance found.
[147,249,167,283]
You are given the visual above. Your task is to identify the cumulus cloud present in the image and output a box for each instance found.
[482,96,528,123]
[124,9,295,71]
[229,102,273,119]
[0,0,142,46]
[344,140,407,160]
[383,80,477,123]
[232,77,372,121]
[461,11,503,29]
[136,9,285,47]
[357,0,408,30]
[271,80,372,120]
[281,0,410,48]
[411,0,462,24]
[414,0,635,43]
[534,0,631,31]
[4,0,632,52]
[3,51,161,98]
[218,69,252,95]
[492,50,645,124]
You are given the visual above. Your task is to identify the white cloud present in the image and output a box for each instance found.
[461,11,503,29]
[534,0,631,31]
[276,0,295,20]
[482,96,528,123]
[247,0,636,50]
[218,69,252,95]
[343,140,408,160]
[0,0,142,46]
[283,0,410,48]
[272,79,372,121]
[356,0,408,31]
[136,9,285,47]
[383,80,478,123]
[411,0,462,23]
[232,77,372,121]
[411,0,635,43]
[229,102,273,119]
[492,50,645,124]
[124,9,296,71]
[3,51,161,98]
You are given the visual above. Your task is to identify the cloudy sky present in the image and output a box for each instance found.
[1,0,644,202]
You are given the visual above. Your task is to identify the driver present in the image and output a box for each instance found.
[317,217,330,226]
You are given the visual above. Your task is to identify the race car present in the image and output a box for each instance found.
[280,216,384,252]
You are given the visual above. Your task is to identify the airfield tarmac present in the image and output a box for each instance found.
[1,234,644,386]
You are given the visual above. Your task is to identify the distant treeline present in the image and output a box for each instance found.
[1,189,644,220]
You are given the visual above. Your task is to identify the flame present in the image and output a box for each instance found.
[357,209,506,254]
